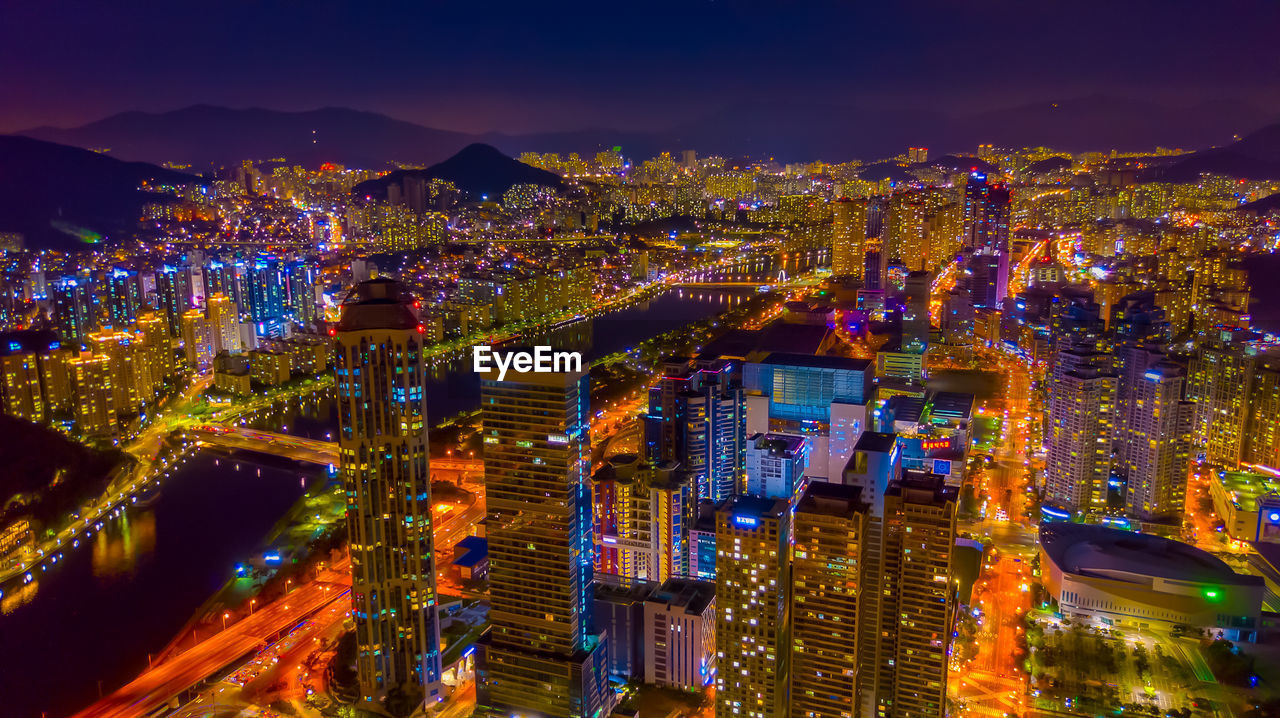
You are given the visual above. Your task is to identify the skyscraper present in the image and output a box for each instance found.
[1188,328,1255,468]
[52,277,94,342]
[831,197,868,279]
[1123,362,1194,522]
[105,268,143,327]
[879,472,957,718]
[154,265,193,338]
[1046,364,1118,514]
[643,357,745,504]
[790,482,869,718]
[335,278,442,706]
[205,292,242,355]
[246,259,286,324]
[900,269,932,353]
[961,172,1011,251]
[714,495,791,718]
[476,360,611,718]
[592,454,693,582]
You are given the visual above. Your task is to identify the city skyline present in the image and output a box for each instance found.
[4,5,1280,718]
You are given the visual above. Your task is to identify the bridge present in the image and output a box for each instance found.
[186,427,484,474]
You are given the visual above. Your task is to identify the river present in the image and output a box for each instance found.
[0,282,779,717]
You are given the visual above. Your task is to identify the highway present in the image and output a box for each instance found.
[73,565,351,718]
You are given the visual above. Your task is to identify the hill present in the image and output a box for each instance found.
[0,135,202,251]
[0,412,129,528]
[353,143,563,201]
[1158,121,1280,181]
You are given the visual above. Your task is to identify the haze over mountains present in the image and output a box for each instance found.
[17,96,1276,169]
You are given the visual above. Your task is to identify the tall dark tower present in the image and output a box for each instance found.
[335,278,443,707]
[476,362,611,718]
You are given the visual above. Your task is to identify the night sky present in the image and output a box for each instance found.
[2,0,1278,134]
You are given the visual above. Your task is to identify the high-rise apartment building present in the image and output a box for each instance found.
[714,495,791,718]
[878,472,957,718]
[180,309,213,368]
[52,278,94,341]
[154,265,193,338]
[67,353,115,438]
[831,197,868,279]
[790,482,869,718]
[592,454,693,582]
[205,292,242,355]
[643,357,745,504]
[1188,328,1255,468]
[475,361,611,718]
[1123,362,1194,521]
[335,278,443,706]
[1046,364,1118,514]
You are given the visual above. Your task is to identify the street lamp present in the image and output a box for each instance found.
[250,598,256,614]
[222,612,230,630]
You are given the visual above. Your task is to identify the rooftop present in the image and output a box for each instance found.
[1040,523,1262,586]
[854,431,898,454]
[1216,471,1280,512]
[795,482,868,517]
[336,277,420,332]
[646,577,716,616]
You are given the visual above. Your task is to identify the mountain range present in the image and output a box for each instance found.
[16,96,1277,169]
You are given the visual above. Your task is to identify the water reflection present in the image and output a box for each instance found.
[92,509,157,580]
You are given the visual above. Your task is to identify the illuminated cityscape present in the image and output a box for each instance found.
[2,3,1280,718]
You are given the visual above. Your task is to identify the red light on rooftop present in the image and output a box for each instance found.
[327,327,336,337]
[416,325,426,334]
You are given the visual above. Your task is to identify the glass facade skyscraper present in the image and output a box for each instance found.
[335,278,442,706]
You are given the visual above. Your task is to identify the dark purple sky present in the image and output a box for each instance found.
[2,0,1278,134]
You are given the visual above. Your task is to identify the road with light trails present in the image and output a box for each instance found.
[73,562,351,718]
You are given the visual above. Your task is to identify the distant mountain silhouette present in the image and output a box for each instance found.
[14,97,1273,168]
[1158,121,1280,181]
[0,135,201,251]
[19,105,476,170]
[353,143,563,201]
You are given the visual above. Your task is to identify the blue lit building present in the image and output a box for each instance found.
[743,352,872,481]
[643,357,744,503]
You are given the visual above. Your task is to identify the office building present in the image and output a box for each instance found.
[643,577,716,691]
[744,432,808,501]
[743,353,872,481]
[475,360,611,718]
[335,278,443,705]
